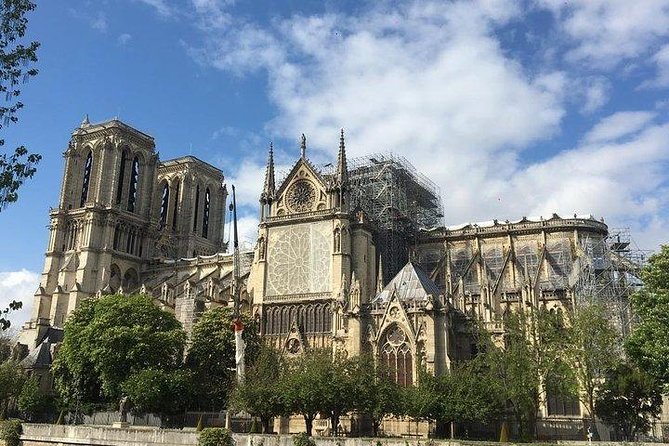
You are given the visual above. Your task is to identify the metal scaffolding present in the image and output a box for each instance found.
[345,153,444,283]
[571,228,649,337]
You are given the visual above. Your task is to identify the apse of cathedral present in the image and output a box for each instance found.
[17,117,610,414]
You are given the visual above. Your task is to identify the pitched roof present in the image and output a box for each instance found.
[20,341,52,369]
[371,262,441,304]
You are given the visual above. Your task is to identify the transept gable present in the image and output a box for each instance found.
[273,156,329,217]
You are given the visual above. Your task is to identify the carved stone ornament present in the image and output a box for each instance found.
[286,180,316,213]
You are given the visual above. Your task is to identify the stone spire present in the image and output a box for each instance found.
[261,142,275,203]
[81,114,90,127]
[300,133,306,158]
[376,256,384,294]
[336,128,348,187]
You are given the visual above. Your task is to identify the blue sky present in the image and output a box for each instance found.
[1,0,669,327]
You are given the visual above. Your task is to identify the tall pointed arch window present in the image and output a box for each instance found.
[380,325,413,387]
[159,182,169,229]
[116,149,127,205]
[127,156,140,212]
[80,151,93,207]
[193,185,200,232]
[202,187,211,238]
[171,180,180,230]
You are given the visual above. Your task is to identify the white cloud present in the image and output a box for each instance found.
[135,0,174,17]
[118,33,132,45]
[537,0,669,68]
[236,216,259,250]
[188,1,669,250]
[191,0,232,30]
[580,76,610,114]
[0,270,39,334]
[641,44,669,88]
[583,111,656,144]
[91,11,108,32]
[68,8,108,33]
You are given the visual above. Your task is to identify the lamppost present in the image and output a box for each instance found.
[230,185,245,383]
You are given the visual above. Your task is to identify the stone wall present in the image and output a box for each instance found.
[19,424,669,446]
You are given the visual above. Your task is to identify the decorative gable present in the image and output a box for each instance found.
[273,159,329,217]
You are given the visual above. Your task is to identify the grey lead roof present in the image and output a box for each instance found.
[371,262,441,304]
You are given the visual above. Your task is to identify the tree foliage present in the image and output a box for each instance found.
[51,294,186,409]
[281,348,331,436]
[17,376,52,421]
[230,344,285,433]
[350,354,401,436]
[198,428,234,446]
[595,362,663,441]
[563,302,620,435]
[122,368,193,418]
[626,245,669,385]
[0,300,22,331]
[0,0,41,210]
[185,306,260,411]
[0,360,24,419]
[474,310,577,441]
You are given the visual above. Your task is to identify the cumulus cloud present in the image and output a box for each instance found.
[580,76,611,114]
[0,270,39,333]
[583,111,657,144]
[641,44,669,89]
[537,0,669,68]
[184,0,669,250]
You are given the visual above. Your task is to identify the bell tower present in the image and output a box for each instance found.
[21,117,159,348]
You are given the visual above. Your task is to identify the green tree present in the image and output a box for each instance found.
[51,294,186,409]
[282,349,331,436]
[595,362,663,441]
[479,310,576,441]
[185,307,260,411]
[0,360,24,419]
[399,362,500,439]
[564,302,620,437]
[350,354,401,436]
[230,345,285,433]
[626,245,669,385]
[0,0,41,211]
[318,352,358,436]
[17,376,52,421]
[122,368,193,421]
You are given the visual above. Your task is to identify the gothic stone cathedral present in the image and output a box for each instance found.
[18,118,612,428]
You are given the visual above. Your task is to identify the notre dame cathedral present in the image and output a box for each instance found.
[18,117,621,433]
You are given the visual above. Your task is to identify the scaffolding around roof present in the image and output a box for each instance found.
[572,227,650,337]
[344,152,445,284]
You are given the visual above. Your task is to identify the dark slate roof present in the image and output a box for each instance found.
[371,262,441,303]
[20,341,52,369]
[38,327,63,345]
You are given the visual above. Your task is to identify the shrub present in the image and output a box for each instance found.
[0,419,22,446]
[198,428,235,446]
[293,432,316,446]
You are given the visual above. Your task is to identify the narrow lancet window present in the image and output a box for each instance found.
[159,182,169,229]
[127,156,140,212]
[116,150,127,204]
[193,185,200,232]
[202,187,211,238]
[171,181,180,230]
[80,151,93,207]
